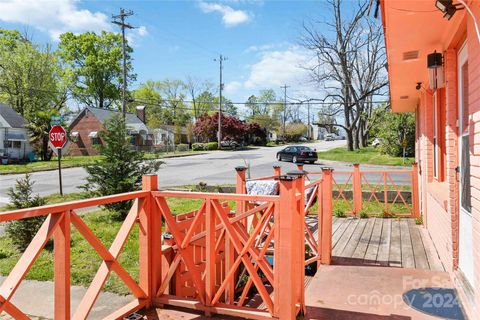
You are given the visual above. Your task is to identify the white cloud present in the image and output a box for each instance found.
[198,2,251,27]
[243,46,314,89]
[0,0,148,42]
[225,81,243,94]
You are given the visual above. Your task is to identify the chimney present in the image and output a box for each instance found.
[136,105,146,123]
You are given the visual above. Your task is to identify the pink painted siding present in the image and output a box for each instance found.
[466,5,480,314]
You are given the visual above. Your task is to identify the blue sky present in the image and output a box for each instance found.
[0,0,337,116]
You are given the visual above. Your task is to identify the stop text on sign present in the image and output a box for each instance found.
[50,132,66,141]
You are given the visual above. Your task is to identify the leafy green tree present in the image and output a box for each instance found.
[195,90,216,116]
[245,95,259,116]
[82,114,162,219]
[285,123,308,141]
[157,79,191,126]
[58,31,135,109]
[247,114,280,133]
[130,80,164,128]
[6,174,46,251]
[0,30,67,160]
[375,111,415,157]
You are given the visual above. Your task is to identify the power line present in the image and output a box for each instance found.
[112,8,135,119]
[0,85,390,107]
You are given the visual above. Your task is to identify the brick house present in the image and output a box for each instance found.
[68,106,152,156]
[380,0,480,317]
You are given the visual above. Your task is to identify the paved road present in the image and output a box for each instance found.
[0,141,342,205]
[0,140,411,207]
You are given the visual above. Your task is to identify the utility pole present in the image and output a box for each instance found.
[214,55,227,149]
[307,100,311,140]
[280,84,289,140]
[112,8,135,119]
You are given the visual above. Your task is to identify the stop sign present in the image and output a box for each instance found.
[49,125,68,149]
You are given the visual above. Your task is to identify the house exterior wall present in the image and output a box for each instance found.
[0,127,33,160]
[68,111,104,156]
[411,4,480,318]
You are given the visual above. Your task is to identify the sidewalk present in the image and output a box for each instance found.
[0,277,132,319]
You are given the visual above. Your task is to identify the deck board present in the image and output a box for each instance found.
[351,218,375,260]
[400,219,415,268]
[377,218,392,266]
[309,217,443,271]
[364,218,383,263]
[389,219,402,267]
[332,219,358,256]
[341,219,367,257]
[408,219,430,270]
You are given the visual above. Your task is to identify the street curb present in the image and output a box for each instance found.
[0,152,208,176]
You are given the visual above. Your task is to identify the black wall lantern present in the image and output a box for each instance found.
[427,51,445,90]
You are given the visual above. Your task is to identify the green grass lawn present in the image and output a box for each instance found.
[0,151,203,175]
[317,147,414,166]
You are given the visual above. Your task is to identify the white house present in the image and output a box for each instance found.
[0,103,33,161]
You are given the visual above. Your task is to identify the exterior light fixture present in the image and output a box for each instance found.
[427,51,445,89]
[435,0,464,20]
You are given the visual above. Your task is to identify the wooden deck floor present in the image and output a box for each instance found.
[309,217,445,271]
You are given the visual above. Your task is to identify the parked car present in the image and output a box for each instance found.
[324,133,337,141]
[221,140,240,149]
[276,146,318,164]
[372,138,382,148]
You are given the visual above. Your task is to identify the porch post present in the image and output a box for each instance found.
[287,170,306,314]
[273,165,281,177]
[321,167,333,265]
[235,166,247,229]
[353,164,362,215]
[54,211,71,320]
[140,175,160,305]
[274,175,304,319]
[411,163,420,219]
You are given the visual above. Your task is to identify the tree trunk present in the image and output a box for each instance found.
[346,129,354,151]
[353,127,360,150]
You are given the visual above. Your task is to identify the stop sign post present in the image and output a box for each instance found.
[49,125,68,195]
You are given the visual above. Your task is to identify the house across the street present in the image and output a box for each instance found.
[68,106,152,156]
[152,125,189,147]
[0,103,33,162]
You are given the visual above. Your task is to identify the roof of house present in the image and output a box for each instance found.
[0,103,25,128]
[155,125,188,135]
[84,106,144,125]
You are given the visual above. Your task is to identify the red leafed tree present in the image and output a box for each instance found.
[194,112,247,143]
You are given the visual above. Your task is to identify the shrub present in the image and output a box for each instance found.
[359,210,369,219]
[82,114,162,220]
[266,141,277,147]
[415,216,423,225]
[192,143,205,151]
[6,173,47,251]
[205,142,218,150]
[334,209,346,218]
[176,144,189,152]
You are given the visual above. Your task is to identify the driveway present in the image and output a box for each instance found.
[0,140,346,207]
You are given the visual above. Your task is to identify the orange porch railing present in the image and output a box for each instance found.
[0,174,306,320]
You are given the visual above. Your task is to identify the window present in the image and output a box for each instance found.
[4,141,21,148]
[432,90,446,181]
[460,60,471,212]
[91,137,101,145]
